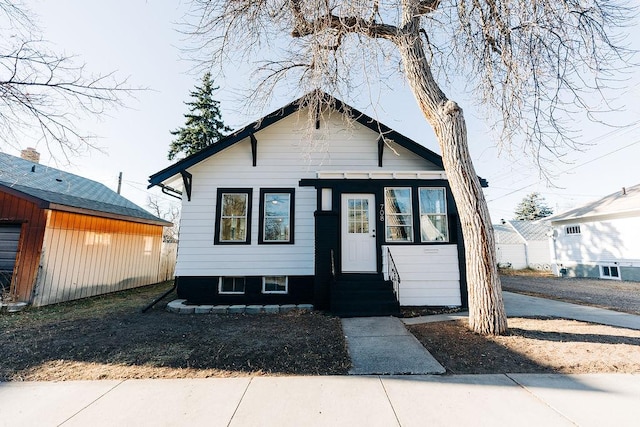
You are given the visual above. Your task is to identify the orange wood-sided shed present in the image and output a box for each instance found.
[0,152,172,306]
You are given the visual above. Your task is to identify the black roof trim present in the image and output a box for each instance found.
[149,92,488,188]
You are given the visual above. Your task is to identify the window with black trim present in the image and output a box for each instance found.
[219,277,246,294]
[419,187,449,242]
[263,276,288,294]
[215,188,252,244]
[384,187,413,242]
[259,189,294,244]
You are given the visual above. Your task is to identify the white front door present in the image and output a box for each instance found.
[341,194,377,272]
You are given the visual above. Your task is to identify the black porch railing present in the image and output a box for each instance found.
[386,247,401,303]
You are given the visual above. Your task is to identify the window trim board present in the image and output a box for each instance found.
[258,188,295,244]
[214,188,253,245]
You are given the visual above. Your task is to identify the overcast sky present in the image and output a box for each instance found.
[8,1,640,221]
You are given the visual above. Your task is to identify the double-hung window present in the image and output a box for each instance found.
[259,189,294,244]
[419,188,449,242]
[215,189,252,244]
[384,187,413,242]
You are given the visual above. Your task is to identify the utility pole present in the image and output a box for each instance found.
[117,172,122,194]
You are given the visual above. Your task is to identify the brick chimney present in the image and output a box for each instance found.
[21,147,40,163]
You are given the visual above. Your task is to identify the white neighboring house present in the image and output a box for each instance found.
[494,220,551,270]
[148,93,485,315]
[548,184,640,281]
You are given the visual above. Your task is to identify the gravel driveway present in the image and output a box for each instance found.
[500,274,640,315]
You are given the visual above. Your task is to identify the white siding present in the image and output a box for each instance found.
[552,215,640,267]
[526,241,552,268]
[176,109,442,278]
[383,245,461,306]
[495,244,527,269]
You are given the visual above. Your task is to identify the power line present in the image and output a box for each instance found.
[488,137,640,202]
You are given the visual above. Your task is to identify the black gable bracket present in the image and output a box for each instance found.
[180,171,193,201]
[377,136,384,168]
[250,133,258,167]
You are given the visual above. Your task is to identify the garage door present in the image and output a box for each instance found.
[0,224,21,293]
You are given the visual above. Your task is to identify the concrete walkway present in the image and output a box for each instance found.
[2,374,639,426]
[341,317,445,375]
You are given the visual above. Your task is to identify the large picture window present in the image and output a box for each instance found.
[259,189,294,244]
[215,188,252,244]
[419,188,449,242]
[384,187,413,242]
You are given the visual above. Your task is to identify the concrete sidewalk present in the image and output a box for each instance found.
[2,374,639,426]
[3,293,640,426]
[403,291,640,330]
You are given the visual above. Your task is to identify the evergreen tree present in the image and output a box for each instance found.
[514,192,553,221]
[168,73,231,160]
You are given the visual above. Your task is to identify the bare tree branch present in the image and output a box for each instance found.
[184,0,635,335]
[0,1,137,159]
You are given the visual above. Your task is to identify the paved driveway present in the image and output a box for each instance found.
[500,274,640,315]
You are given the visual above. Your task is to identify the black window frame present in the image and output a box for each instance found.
[258,188,295,244]
[383,186,414,243]
[418,186,449,243]
[214,188,253,245]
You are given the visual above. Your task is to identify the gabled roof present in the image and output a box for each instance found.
[493,223,524,244]
[0,152,170,226]
[148,92,487,190]
[507,220,550,242]
[549,184,640,222]
[493,220,550,243]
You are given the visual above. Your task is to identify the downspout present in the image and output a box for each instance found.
[141,278,176,313]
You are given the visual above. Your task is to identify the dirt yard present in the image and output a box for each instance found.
[409,273,640,374]
[0,283,350,381]
[1,274,639,380]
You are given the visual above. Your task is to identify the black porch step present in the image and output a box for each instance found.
[330,274,400,317]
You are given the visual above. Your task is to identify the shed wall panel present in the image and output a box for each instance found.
[32,211,165,306]
[495,244,527,269]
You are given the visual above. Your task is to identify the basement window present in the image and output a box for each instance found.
[600,265,621,280]
[219,277,246,294]
[262,276,288,294]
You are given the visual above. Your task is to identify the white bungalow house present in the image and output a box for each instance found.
[548,184,640,281]
[494,220,552,270]
[148,93,485,316]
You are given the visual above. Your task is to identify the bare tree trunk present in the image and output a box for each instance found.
[396,26,508,335]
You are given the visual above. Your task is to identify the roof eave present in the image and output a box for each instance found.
[0,184,50,209]
[48,203,173,227]
[148,91,490,189]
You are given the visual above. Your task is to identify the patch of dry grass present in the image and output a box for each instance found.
[1,283,350,381]
[408,318,640,374]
